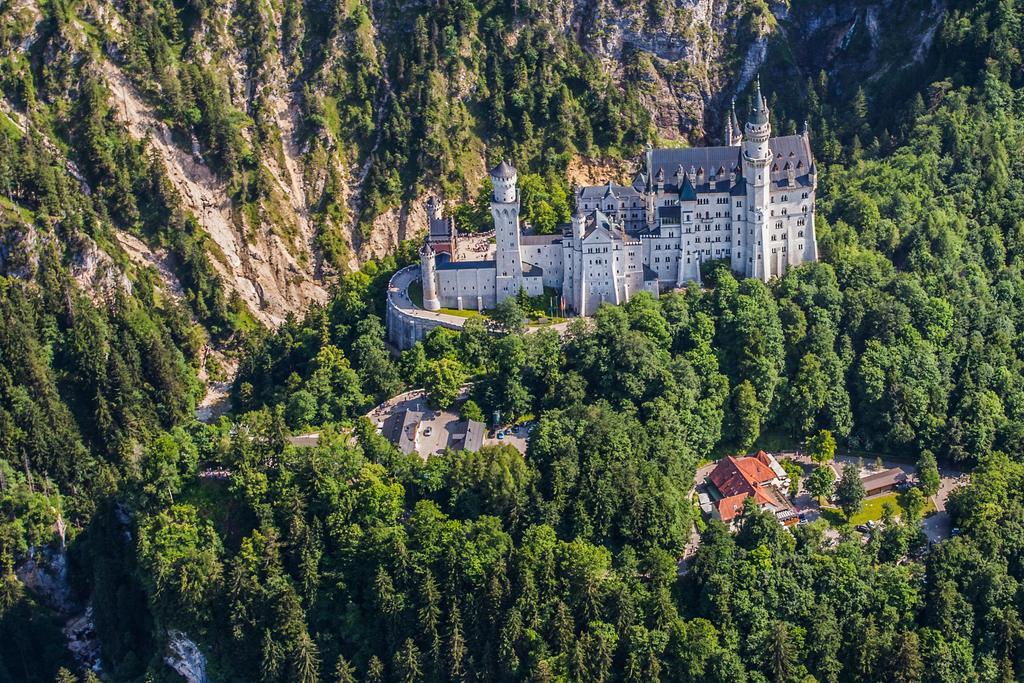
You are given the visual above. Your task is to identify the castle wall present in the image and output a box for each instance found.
[436,266,497,310]
[386,267,465,350]
[521,243,563,289]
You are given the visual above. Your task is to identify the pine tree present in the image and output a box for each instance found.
[447,599,467,681]
[768,621,796,683]
[891,631,924,683]
[365,656,385,683]
[54,669,77,683]
[334,655,356,683]
[260,628,285,681]
[290,631,320,683]
[418,570,441,673]
[393,638,423,683]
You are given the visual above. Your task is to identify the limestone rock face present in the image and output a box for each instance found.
[165,630,210,683]
[15,546,77,614]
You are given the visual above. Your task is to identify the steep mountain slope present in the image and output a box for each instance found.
[1,0,948,333]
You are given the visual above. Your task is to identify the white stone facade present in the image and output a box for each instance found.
[418,81,817,315]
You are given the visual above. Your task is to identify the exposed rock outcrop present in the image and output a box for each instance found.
[165,630,210,683]
[99,60,328,327]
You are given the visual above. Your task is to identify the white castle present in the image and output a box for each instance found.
[419,80,818,316]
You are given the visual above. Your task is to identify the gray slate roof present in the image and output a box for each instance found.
[490,159,517,179]
[520,233,562,246]
[436,259,496,271]
[462,420,485,452]
[649,135,812,195]
[583,210,626,240]
[749,79,769,126]
[385,409,421,455]
[577,182,643,201]
[658,205,681,222]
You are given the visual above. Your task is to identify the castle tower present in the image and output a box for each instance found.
[420,243,441,311]
[742,77,773,281]
[491,159,523,302]
[425,195,456,254]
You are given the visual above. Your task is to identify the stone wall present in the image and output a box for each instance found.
[386,266,466,350]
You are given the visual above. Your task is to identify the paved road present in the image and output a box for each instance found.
[389,267,475,328]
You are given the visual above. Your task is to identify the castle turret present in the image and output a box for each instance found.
[490,159,523,302]
[729,99,743,146]
[420,244,441,311]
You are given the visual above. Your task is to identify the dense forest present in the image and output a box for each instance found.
[3,0,1024,681]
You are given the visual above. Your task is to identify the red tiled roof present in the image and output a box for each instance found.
[716,493,748,522]
[710,452,792,524]
[708,454,777,498]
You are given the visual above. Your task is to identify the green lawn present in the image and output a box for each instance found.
[407,280,484,318]
[819,492,936,527]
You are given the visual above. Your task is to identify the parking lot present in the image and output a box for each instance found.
[483,423,531,454]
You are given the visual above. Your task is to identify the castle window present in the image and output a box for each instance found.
[798,230,804,238]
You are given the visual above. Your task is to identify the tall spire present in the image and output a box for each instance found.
[728,97,742,145]
[749,76,769,126]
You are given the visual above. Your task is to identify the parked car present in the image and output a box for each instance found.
[855,524,870,533]
[423,426,433,436]
[497,431,505,440]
